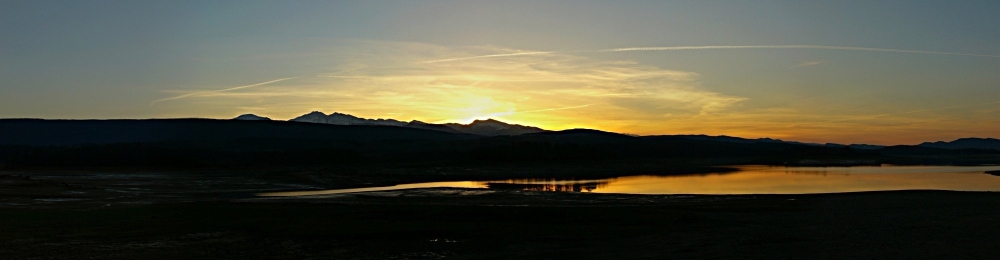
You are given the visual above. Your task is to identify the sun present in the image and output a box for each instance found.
[453,96,516,124]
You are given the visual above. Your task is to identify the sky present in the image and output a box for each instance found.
[1,0,998,145]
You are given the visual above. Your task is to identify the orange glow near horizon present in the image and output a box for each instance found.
[146,42,999,145]
[4,2,999,147]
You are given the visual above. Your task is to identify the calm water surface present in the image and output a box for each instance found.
[259,165,1000,196]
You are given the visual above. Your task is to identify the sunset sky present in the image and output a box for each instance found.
[2,1,998,145]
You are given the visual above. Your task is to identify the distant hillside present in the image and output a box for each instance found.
[0,118,996,169]
[233,114,271,121]
[290,111,407,127]
[405,120,466,134]
[670,134,793,144]
[666,134,886,150]
[443,119,547,136]
[919,138,1000,150]
[0,119,474,146]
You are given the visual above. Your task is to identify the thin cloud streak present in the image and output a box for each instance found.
[151,77,294,105]
[598,45,1000,58]
[420,51,557,63]
[422,45,1000,63]
[791,61,824,69]
[516,104,592,114]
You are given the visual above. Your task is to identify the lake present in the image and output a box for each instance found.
[258,165,1000,196]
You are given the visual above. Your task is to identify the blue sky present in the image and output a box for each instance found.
[1,1,998,144]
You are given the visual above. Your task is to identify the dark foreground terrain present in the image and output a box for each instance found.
[3,170,1000,259]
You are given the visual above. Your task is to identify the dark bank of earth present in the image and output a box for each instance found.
[3,166,1000,259]
[0,163,737,200]
[3,189,1000,259]
[2,120,1000,259]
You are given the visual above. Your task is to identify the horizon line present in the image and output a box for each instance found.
[2,114,996,146]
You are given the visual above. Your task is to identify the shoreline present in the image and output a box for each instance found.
[4,164,1000,204]
[4,166,1000,259]
[4,189,1000,259]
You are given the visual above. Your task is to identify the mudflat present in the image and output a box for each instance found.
[3,170,1000,259]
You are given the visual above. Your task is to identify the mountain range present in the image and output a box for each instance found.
[919,138,1000,150]
[1,115,998,168]
[236,111,1000,151]
[237,111,546,136]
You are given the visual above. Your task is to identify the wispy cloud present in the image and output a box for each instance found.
[418,51,558,64]
[184,42,746,129]
[790,61,824,69]
[599,45,1000,58]
[518,104,592,114]
[422,45,1000,63]
[151,77,294,105]
[144,41,1000,145]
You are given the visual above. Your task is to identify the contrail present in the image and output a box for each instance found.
[599,45,1000,57]
[421,45,1000,63]
[421,51,557,63]
[151,77,294,104]
[790,61,824,69]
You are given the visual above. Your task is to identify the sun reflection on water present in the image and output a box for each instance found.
[259,165,1000,197]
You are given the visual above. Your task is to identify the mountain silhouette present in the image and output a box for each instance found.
[233,114,271,121]
[443,119,547,136]
[0,117,997,168]
[919,138,1000,150]
[290,111,407,126]
[271,111,547,136]
[666,134,885,149]
[405,120,465,134]
[0,118,474,146]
